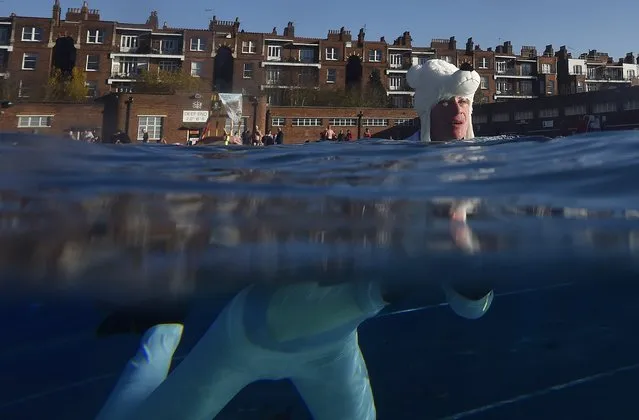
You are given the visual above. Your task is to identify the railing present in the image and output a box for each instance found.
[495,68,536,77]
[495,90,535,96]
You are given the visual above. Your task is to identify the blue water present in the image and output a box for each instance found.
[1,131,639,419]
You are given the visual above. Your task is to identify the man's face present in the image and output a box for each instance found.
[430,96,471,141]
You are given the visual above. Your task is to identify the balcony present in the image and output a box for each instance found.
[494,90,537,99]
[494,68,537,78]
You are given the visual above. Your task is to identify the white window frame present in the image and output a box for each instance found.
[267,45,281,61]
[514,111,533,120]
[291,118,322,126]
[160,39,178,54]
[18,115,52,128]
[573,65,583,75]
[592,102,617,113]
[627,69,636,80]
[137,116,163,141]
[22,53,37,70]
[271,117,285,126]
[417,56,430,65]
[325,47,337,60]
[480,76,488,90]
[478,57,488,69]
[329,118,357,126]
[21,27,42,42]
[496,61,507,74]
[85,54,99,71]
[241,41,256,54]
[394,119,415,126]
[539,108,559,118]
[327,68,336,83]
[190,61,202,77]
[243,63,253,79]
[541,63,551,74]
[120,35,138,52]
[86,29,104,44]
[362,118,388,127]
[388,76,403,91]
[389,54,402,69]
[368,49,382,62]
[190,37,205,51]
[266,68,280,84]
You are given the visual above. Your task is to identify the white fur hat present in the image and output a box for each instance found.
[406,59,481,142]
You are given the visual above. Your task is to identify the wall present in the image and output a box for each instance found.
[0,100,104,136]
[267,106,418,143]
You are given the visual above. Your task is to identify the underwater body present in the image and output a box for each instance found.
[1,131,639,419]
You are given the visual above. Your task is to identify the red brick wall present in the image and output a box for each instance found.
[267,106,418,143]
[0,101,104,136]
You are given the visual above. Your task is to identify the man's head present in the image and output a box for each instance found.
[407,59,481,142]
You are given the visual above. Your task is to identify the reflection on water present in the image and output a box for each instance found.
[1,132,639,419]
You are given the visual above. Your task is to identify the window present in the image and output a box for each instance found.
[266,68,280,84]
[329,118,357,126]
[541,63,551,74]
[242,41,256,54]
[627,70,636,79]
[519,80,533,94]
[22,53,37,70]
[539,108,559,118]
[21,27,42,41]
[299,49,314,63]
[389,76,403,91]
[473,114,488,124]
[389,54,402,69]
[546,80,555,95]
[298,68,316,85]
[120,35,138,51]
[114,57,145,77]
[362,118,388,126]
[85,81,97,97]
[159,60,179,72]
[190,38,205,51]
[391,96,410,108]
[368,49,382,62]
[480,76,488,89]
[325,47,337,60]
[520,63,533,76]
[86,30,104,44]
[417,56,430,65]
[587,67,597,79]
[86,54,99,71]
[190,61,202,77]
[514,111,533,120]
[267,45,281,61]
[0,27,9,43]
[592,102,617,113]
[492,113,509,122]
[496,61,507,74]
[18,80,29,98]
[137,116,163,141]
[496,80,510,93]
[18,115,52,128]
[477,57,489,69]
[564,105,586,116]
[440,56,453,64]
[623,100,639,111]
[243,63,253,79]
[159,39,178,54]
[572,65,583,75]
[271,117,285,126]
[291,118,322,126]
[394,119,415,126]
[327,69,336,83]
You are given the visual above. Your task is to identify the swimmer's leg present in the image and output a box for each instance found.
[291,331,376,420]
[94,323,184,420]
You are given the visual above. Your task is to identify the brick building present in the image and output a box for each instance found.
[1,1,638,144]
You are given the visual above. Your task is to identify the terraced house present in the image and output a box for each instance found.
[1,1,637,142]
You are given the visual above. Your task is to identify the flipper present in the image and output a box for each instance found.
[95,302,189,337]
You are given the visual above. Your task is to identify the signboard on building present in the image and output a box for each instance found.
[183,110,209,123]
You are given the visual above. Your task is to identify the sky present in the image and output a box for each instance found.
[2,0,636,61]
